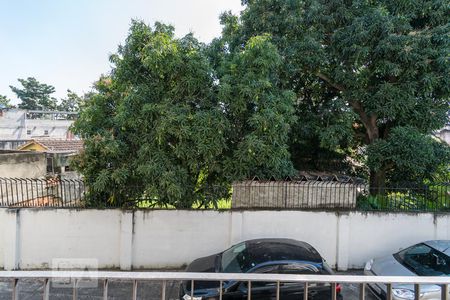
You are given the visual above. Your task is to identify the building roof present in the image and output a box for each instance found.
[18,139,84,153]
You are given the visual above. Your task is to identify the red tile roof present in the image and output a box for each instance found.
[19,139,84,152]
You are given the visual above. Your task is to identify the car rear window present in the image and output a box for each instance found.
[221,241,323,273]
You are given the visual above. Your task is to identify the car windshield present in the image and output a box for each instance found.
[395,243,450,276]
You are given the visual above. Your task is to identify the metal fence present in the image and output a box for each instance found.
[231,181,450,211]
[359,182,450,212]
[0,177,448,212]
[232,181,363,209]
[0,177,85,208]
[0,271,448,300]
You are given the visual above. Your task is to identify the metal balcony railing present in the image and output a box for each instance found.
[0,271,449,300]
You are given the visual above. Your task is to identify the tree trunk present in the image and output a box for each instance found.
[315,87,388,195]
[369,169,386,196]
[363,114,385,196]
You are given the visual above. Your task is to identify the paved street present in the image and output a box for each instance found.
[0,270,376,300]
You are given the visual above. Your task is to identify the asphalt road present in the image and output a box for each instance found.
[0,271,377,300]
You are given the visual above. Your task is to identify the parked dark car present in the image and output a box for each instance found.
[180,238,342,300]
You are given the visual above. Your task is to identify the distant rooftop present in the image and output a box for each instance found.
[0,109,78,121]
[18,139,83,153]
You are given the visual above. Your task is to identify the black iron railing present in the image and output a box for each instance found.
[0,177,448,212]
[357,180,450,212]
[0,177,85,208]
[0,271,449,300]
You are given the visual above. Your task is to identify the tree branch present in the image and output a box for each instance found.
[316,72,345,91]
[315,71,380,143]
[382,162,395,172]
[349,100,379,143]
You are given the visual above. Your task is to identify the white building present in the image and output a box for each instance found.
[0,109,78,150]
[436,124,450,145]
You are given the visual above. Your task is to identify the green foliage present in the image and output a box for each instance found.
[216,34,296,179]
[428,165,450,182]
[58,90,85,112]
[75,1,450,208]
[137,198,232,210]
[73,21,295,208]
[222,0,450,186]
[10,77,58,110]
[58,89,89,120]
[221,0,358,170]
[368,126,450,182]
[0,95,12,108]
[357,185,450,211]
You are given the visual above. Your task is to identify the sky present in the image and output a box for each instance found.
[0,0,243,105]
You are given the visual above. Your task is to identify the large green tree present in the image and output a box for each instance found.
[10,77,58,110]
[215,34,296,179]
[220,0,450,191]
[73,21,295,207]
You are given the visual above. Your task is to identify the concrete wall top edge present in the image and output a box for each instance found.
[0,207,447,216]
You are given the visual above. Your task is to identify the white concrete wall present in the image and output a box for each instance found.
[26,119,73,139]
[0,208,449,271]
[0,209,20,270]
[234,211,339,267]
[0,209,7,268]
[0,152,46,178]
[0,110,26,140]
[17,209,122,269]
[133,211,231,269]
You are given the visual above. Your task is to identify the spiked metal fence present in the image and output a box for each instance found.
[0,177,448,212]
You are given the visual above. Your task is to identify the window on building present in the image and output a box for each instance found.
[44,130,49,135]
[46,157,54,173]
[27,130,31,135]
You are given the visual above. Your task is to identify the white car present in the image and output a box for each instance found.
[364,240,450,299]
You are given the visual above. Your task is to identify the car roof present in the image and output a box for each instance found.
[423,240,450,256]
[243,238,323,264]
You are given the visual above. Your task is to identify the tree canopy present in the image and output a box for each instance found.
[74,1,450,207]
[10,77,58,110]
[73,21,295,208]
[58,89,84,112]
[220,0,450,190]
